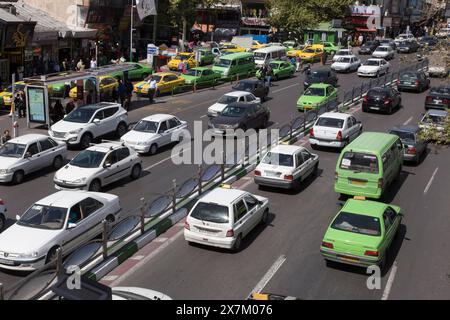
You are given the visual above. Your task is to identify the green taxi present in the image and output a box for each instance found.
[110,62,153,81]
[322,42,341,55]
[180,67,221,85]
[297,83,338,112]
[256,60,295,81]
[197,48,216,66]
[321,196,402,270]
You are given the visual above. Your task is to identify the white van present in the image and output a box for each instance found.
[253,46,286,68]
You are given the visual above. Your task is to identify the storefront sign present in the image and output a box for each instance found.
[27,86,47,124]
[4,23,36,49]
[350,5,381,17]
[241,17,269,27]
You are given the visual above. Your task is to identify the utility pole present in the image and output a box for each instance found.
[182,18,187,52]
[130,0,135,62]
[153,0,158,43]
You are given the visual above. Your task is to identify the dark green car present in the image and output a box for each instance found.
[180,67,221,85]
[197,48,216,66]
[256,60,295,81]
[110,62,153,81]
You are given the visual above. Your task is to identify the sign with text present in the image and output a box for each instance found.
[27,87,47,124]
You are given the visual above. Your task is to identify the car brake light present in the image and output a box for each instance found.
[378,178,384,189]
[364,250,379,257]
[406,147,417,154]
[310,127,315,137]
[322,242,334,249]
[284,175,294,181]
[426,96,433,102]
[384,98,391,105]
[363,95,368,103]
[0,199,4,206]
[184,221,190,230]
[254,170,261,176]
[443,98,449,105]
[226,229,234,237]
[415,80,420,86]
[336,131,343,141]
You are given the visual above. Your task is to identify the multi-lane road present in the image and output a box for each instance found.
[1,53,449,299]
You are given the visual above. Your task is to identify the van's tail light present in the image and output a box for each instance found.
[254,170,261,176]
[226,229,235,237]
[310,127,315,137]
[426,96,433,103]
[364,250,379,257]
[336,131,343,141]
[378,178,384,189]
[443,98,449,105]
[184,221,190,230]
[284,175,294,181]
[334,172,338,181]
[322,242,334,249]
[406,147,417,154]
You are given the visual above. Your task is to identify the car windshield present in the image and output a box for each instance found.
[316,117,344,128]
[174,55,191,60]
[422,114,446,124]
[133,120,159,133]
[64,108,96,123]
[254,52,267,60]
[308,71,327,80]
[331,212,381,236]
[233,82,254,91]
[340,152,379,173]
[184,69,201,76]
[0,142,26,158]
[262,152,294,167]
[365,60,380,66]
[337,57,352,63]
[304,87,325,96]
[269,63,280,69]
[17,205,67,230]
[336,50,350,55]
[215,59,231,68]
[389,130,415,142]
[218,95,239,104]
[365,41,376,46]
[145,75,162,82]
[430,87,450,95]
[190,202,229,224]
[303,48,315,53]
[221,105,247,117]
[70,150,106,168]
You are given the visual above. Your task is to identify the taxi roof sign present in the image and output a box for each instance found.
[251,292,269,300]
[354,196,366,201]
[220,184,232,189]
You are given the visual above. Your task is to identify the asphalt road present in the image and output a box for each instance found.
[1,53,448,298]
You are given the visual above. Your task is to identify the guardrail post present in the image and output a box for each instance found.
[102,220,108,260]
[0,283,4,300]
[221,151,225,181]
[172,179,177,214]
[56,247,63,276]
[140,197,146,234]
[198,165,203,196]
[360,84,364,99]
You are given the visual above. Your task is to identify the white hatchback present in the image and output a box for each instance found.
[184,187,269,251]
[0,191,121,271]
[309,112,363,149]
[54,142,142,192]
[254,145,319,189]
[121,114,188,155]
[208,91,261,118]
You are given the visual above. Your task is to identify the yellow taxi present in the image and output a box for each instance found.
[220,43,247,53]
[167,53,198,71]
[298,47,324,62]
[287,45,307,58]
[133,72,185,96]
[251,40,267,50]
[69,76,118,99]
[0,82,26,108]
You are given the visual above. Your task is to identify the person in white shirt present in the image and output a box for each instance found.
[90,58,97,69]
[148,78,158,103]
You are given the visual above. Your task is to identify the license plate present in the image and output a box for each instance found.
[351,180,366,186]
[265,171,280,177]
[370,107,380,110]
[434,100,442,104]
[338,255,359,262]
[0,258,15,265]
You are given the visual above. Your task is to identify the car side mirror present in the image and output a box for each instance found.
[24,152,32,159]
[255,97,261,103]
[104,162,112,168]
[63,114,67,118]
[93,118,100,124]
[158,129,165,134]
[16,215,20,221]
[67,223,77,229]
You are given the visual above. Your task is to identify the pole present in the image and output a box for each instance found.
[130,0,134,62]
[153,0,158,43]
[182,18,187,52]
[11,74,16,138]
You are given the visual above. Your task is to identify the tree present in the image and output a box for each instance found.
[418,114,450,146]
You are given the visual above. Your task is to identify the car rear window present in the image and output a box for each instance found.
[190,202,229,224]
[262,152,294,167]
[368,89,388,98]
[340,152,379,174]
[331,212,381,236]
[316,117,344,128]
[430,87,450,95]
[389,130,415,142]
[400,72,418,79]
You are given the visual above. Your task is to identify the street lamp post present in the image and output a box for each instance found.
[130,0,135,62]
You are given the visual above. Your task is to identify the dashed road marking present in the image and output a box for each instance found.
[403,116,413,125]
[424,167,439,195]
[153,237,169,243]
[103,275,119,282]
[144,147,191,171]
[381,261,398,300]
[272,83,300,94]
[130,255,145,261]
[248,255,287,299]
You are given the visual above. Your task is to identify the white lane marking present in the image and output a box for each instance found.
[424,167,439,195]
[153,237,169,243]
[110,228,185,287]
[144,147,191,171]
[248,255,287,298]
[381,261,398,300]
[200,114,208,119]
[403,116,413,125]
[272,83,300,94]
[130,255,145,261]
[102,275,119,282]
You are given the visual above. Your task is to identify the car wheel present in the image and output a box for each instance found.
[149,143,158,155]
[130,164,142,180]
[106,214,115,224]
[260,209,269,225]
[116,122,128,138]
[232,235,242,252]
[45,246,60,264]
[12,170,24,185]
[379,255,387,273]
[0,214,5,232]
[89,179,101,192]
[53,156,63,170]
[80,133,93,149]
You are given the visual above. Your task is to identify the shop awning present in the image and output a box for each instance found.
[355,27,377,32]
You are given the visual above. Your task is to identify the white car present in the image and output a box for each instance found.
[112,287,172,300]
[358,58,390,77]
[372,46,395,60]
[54,142,142,192]
[184,187,269,251]
[0,134,67,184]
[394,33,415,45]
[49,102,129,149]
[309,112,363,149]
[0,191,121,271]
[331,55,361,73]
[208,91,261,118]
[332,49,353,62]
[121,114,188,155]
[254,145,319,189]
[0,198,6,232]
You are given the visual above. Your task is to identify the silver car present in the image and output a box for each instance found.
[0,134,67,184]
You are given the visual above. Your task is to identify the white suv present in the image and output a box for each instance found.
[54,142,142,192]
[49,102,129,149]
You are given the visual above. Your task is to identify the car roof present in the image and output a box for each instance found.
[342,199,387,218]
[78,102,121,111]
[427,109,448,116]
[153,72,177,77]
[141,114,175,122]
[269,144,305,155]
[9,134,49,144]
[337,49,351,52]
[308,83,331,88]
[344,132,398,154]
[319,112,351,120]
[198,188,248,206]
[310,68,331,74]
[36,191,100,208]
[224,91,251,97]
[390,125,419,133]
[87,142,127,152]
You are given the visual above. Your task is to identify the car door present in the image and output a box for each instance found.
[300,149,315,178]
[157,120,171,146]
[101,150,121,186]
[168,117,185,138]
[101,107,119,136]
[382,208,398,253]
[91,109,106,138]
[244,194,262,230]
[233,198,251,238]
[38,138,58,169]
[253,103,267,128]
[293,152,305,180]
[114,147,133,181]
[245,104,258,129]
[23,142,42,173]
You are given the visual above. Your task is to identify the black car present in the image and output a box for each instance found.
[232,80,269,102]
[396,40,420,53]
[379,38,396,50]
[304,68,338,89]
[425,85,450,110]
[208,102,271,134]
[419,36,438,47]
[359,40,380,54]
[362,87,402,114]
[397,71,430,92]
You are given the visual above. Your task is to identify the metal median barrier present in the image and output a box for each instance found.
[0,59,428,300]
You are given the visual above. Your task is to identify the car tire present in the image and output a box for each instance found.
[260,209,269,226]
[106,214,115,224]
[116,122,128,138]
[0,214,5,232]
[130,164,142,180]
[379,255,387,273]
[45,246,60,264]
[149,143,158,155]
[232,235,242,252]
[80,133,93,149]
[53,156,64,170]
[12,170,24,185]
[89,179,101,192]
[311,144,318,150]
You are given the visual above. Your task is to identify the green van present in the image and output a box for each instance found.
[334,132,403,199]
[212,52,255,78]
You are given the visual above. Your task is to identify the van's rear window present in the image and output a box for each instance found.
[340,152,379,174]
[190,202,229,224]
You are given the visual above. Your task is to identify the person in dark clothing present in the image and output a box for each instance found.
[1,130,11,144]
[52,100,65,123]
[124,80,134,111]
[15,91,26,118]
[117,79,126,106]
[65,99,76,114]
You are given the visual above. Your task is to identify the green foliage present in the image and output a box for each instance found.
[418,114,450,145]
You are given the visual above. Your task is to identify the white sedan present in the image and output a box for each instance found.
[358,58,390,77]
[54,142,142,192]
[121,114,187,155]
[0,198,6,232]
[184,187,269,252]
[372,46,395,60]
[332,49,353,62]
[331,55,361,73]
[208,91,261,118]
[254,145,319,189]
[0,191,121,271]
[309,112,363,149]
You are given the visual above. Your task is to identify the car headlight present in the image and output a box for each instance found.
[19,252,39,259]
[137,141,151,146]
[73,177,87,184]
[69,128,83,135]
[0,169,11,174]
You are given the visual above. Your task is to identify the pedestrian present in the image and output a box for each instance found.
[265,64,273,87]
[65,99,76,114]
[260,64,267,81]
[178,60,183,73]
[15,91,26,118]
[1,130,11,144]
[321,51,328,65]
[296,56,302,72]
[358,34,364,46]
[77,58,85,71]
[54,62,60,73]
[148,77,157,104]
[124,80,134,111]
[70,59,77,71]
[52,100,65,123]
[62,59,68,71]
[290,56,296,66]
[117,79,126,106]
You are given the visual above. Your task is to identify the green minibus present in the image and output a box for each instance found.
[212,52,255,78]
